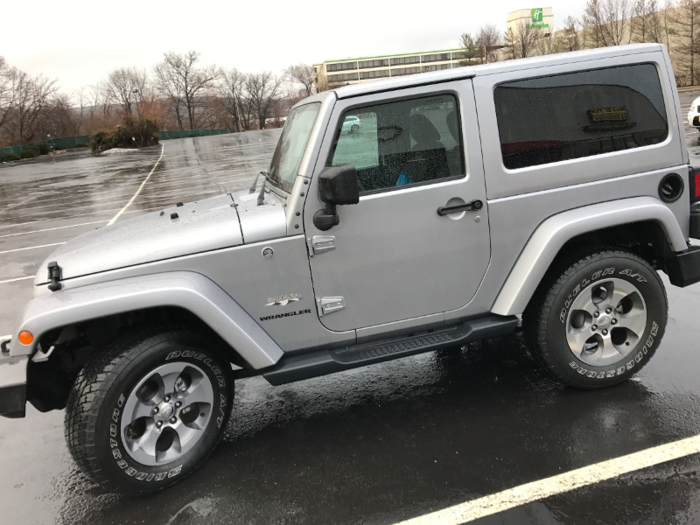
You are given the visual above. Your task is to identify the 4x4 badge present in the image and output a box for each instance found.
[266,294,301,307]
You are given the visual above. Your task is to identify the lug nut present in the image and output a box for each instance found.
[156,421,163,428]
[592,325,598,331]
[606,308,612,314]
[170,417,177,424]
[602,329,608,335]
[611,319,618,325]
[175,401,182,408]
[152,406,159,414]
[164,395,170,402]
[594,311,600,318]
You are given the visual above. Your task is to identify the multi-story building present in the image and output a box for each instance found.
[313,49,466,91]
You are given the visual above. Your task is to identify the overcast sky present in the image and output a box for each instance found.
[1,0,588,95]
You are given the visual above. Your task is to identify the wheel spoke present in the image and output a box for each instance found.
[160,371,180,396]
[180,380,212,406]
[599,333,620,360]
[567,327,594,357]
[617,306,647,337]
[132,400,156,421]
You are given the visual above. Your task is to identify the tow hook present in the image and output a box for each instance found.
[0,339,10,356]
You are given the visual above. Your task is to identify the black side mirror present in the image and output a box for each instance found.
[313,165,359,231]
[318,165,359,205]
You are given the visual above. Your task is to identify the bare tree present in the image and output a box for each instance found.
[505,23,540,59]
[476,24,502,63]
[285,64,314,97]
[218,68,245,131]
[245,72,283,129]
[154,51,220,130]
[584,0,631,46]
[104,67,147,117]
[0,57,14,132]
[0,70,58,144]
[671,0,700,85]
[563,16,582,51]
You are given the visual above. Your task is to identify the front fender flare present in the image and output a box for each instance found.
[491,197,687,317]
[11,271,283,369]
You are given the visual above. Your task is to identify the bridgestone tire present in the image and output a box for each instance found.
[524,247,668,388]
[65,326,233,493]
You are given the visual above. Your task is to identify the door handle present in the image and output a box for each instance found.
[437,200,483,216]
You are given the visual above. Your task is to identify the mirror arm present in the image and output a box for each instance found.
[313,203,339,231]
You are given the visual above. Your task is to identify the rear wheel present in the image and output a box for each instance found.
[65,326,233,493]
[524,247,667,388]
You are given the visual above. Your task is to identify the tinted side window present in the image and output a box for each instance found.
[494,64,669,170]
[329,94,464,193]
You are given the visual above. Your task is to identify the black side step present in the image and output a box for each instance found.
[262,314,518,386]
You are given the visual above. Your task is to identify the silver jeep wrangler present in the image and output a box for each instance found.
[2,44,700,493]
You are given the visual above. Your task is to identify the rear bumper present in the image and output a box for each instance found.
[666,245,700,287]
[0,348,28,418]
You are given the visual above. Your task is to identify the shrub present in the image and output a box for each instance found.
[19,146,40,159]
[36,142,50,155]
[90,118,160,154]
[1,153,20,162]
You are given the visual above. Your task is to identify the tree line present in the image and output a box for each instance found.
[459,0,700,86]
[0,52,315,148]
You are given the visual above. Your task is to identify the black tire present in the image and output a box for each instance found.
[524,247,668,388]
[351,124,359,134]
[65,325,233,493]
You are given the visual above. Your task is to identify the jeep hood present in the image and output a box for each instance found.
[35,191,286,284]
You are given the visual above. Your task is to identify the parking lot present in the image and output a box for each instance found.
[1,90,700,525]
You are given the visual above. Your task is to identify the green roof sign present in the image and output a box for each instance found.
[528,7,549,29]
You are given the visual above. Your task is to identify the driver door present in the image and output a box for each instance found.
[304,80,490,333]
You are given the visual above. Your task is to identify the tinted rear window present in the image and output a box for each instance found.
[494,63,669,170]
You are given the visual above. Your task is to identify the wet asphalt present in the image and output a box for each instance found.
[0,92,700,525]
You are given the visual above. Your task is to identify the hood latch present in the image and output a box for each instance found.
[47,261,62,291]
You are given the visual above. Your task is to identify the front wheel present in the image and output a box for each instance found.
[524,248,668,388]
[65,326,233,493]
[351,124,359,134]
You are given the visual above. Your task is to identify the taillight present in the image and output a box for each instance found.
[690,166,700,203]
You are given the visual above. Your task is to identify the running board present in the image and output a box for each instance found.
[262,315,519,386]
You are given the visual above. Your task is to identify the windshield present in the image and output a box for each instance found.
[268,102,321,192]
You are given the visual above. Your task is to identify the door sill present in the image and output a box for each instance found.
[261,314,518,386]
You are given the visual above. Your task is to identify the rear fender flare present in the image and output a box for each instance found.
[11,271,283,369]
[491,197,687,316]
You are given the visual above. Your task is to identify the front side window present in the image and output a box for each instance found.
[494,63,669,170]
[268,103,320,192]
[329,94,464,193]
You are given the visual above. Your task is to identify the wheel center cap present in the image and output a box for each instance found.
[598,315,612,329]
[160,404,174,419]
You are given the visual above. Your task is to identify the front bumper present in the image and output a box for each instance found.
[0,343,28,418]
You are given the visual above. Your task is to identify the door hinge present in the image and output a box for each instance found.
[309,235,335,256]
[316,296,345,316]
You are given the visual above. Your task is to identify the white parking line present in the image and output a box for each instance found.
[107,144,165,226]
[394,434,700,525]
[0,242,65,255]
[0,220,107,239]
[0,276,33,285]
